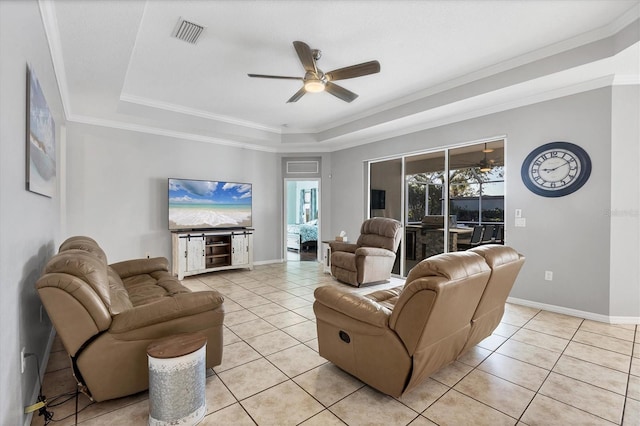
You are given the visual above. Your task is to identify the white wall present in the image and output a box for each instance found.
[65,123,282,264]
[329,87,639,319]
[0,1,64,424]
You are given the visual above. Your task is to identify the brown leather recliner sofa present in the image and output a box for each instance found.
[36,236,225,402]
[313,244,524,397]
[330,217,402,287]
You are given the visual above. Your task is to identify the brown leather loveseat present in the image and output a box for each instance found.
[313,244,524,397]
[36,236,225,402]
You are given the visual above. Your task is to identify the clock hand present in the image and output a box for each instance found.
[541,161,569,172]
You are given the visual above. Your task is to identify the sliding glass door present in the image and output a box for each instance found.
[368,139,505,277]
[369,159,402,274]
[404,151,446,274]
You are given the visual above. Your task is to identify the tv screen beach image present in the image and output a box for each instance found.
[169,179,252,230]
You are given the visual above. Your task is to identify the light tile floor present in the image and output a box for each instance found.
[32,261,639,425]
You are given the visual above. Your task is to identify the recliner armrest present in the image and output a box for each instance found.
[314,286,391,328]
[109,291,224,333]
[109,257,169,279]
[354,247,395,258]
[329,242,358,253]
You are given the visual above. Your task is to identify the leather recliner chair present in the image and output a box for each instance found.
[36,236,225,402]
[330,217,402,287]
[313,245,524,397]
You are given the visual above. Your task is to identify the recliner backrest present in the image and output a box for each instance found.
[389,251,491,393]
[461,244,525,352]
[44,249,112,309]
[37,249,113,357]
[59,236,108,263]
[390,251,491,354]
[356,218,402,252]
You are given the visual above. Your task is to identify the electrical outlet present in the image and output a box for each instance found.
[515,209,522,218]
[21,347,26,374]
[514,217,526,227]
[545,271,553,281]
[145,252,151,259]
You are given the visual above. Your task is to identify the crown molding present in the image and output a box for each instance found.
[613,74,640,85]
[67,114,280,153]
[119,93,283,134]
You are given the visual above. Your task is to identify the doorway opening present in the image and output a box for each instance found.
[284,179,320,261]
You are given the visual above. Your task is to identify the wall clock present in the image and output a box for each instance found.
[521,141,592,197]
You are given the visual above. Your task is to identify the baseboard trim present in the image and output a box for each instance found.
[507,297,640,325]
[253,259,284,266]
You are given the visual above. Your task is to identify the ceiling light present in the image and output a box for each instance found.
[304,80,325,93]
[482,143,494,153]
[480,166,492,172]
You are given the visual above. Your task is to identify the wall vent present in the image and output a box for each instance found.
[286,161,320,174]
[172,18,205,44]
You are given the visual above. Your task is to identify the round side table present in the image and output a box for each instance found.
[147,332,207,426]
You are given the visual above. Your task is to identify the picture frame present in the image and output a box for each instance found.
[26,65,56,198]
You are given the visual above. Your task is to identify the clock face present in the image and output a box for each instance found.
[521,142,591,197]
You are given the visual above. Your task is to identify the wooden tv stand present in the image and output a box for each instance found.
[171,229,254,280]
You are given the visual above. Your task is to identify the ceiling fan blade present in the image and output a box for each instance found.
[293,41,317,74]
[247,74,303,81]
[325,82,358,103]
[286,87,306,103]
[326,60,380,81]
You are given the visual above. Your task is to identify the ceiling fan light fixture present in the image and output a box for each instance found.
[482,143,494,153]
[479,166,492,172]
[304,80,325,93]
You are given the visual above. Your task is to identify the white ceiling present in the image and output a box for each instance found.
[43,0,639,152]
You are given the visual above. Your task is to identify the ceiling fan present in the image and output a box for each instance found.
[248,41,380,103]
[452,144,503,172]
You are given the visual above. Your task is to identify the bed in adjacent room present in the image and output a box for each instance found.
[287,220,318,251]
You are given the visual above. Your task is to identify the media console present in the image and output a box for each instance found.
[171,229,254,280]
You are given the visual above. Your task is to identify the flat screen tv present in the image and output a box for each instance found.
[168,178,252,230]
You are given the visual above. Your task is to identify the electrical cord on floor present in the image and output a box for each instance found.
[23,352,95,425]
[23,352,54,424]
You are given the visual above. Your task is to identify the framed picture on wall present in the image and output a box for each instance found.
[26,65,56,198]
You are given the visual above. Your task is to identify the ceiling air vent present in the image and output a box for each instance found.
[172,18,204,44]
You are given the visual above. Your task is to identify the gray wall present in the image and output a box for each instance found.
[65,123,282,264]
[609,84,640,318]
[328,87,638,318]
[0,1,64,424]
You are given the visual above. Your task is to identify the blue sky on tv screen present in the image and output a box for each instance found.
[169,179,252,205]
